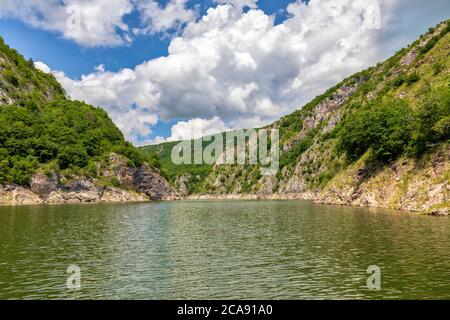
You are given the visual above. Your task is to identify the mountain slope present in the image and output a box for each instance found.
[144,20,450,214]
[0,37,177,204]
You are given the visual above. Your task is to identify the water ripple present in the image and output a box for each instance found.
[1,201,450,299]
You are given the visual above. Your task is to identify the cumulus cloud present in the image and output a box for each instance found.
[0,0,134,47]
[135,0,197,35]
[50,1,385,141]
[36,60,158,144]
[217,0,259,10]
[34,61,52,74]
[31,0,449,144]
[0,0,204,46]
[167,117,230,141]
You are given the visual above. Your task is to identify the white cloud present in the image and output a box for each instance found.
[56,1,383,134]
[34,61,52,73]
[36,61,158,144]
[167,117,230,141]
[33,0,450,145]
[148,136,167,145]
[114,109,159,146]
[135,0,196,35]
[143,117,230,144]
[0,0,134,47]
[217,0,259,10]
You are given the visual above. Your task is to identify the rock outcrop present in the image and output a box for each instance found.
[313,145,450,215]
[133,165,179,200]
[174,175,190,197]
[0,153,179,205]
[193,145,449,215]
[0,184,44,205]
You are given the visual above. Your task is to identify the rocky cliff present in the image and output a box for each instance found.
[0,153,179,205]
[188,145,449,215]
[148,20,450,215]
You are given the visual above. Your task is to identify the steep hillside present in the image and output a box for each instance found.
[144,20,450,214]
[0,37,177,204]
[142,139,218,194]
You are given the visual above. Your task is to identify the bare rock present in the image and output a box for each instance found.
[1,152,179,205]
[281,175,307,194]
[104,153,135,187]
[175,174,191,196]
[0,184,43,205]
[257,175,277,196]
[133,165,179,200]
[30,173,59,198]
[99,187,148,203]
[289,82,359,146]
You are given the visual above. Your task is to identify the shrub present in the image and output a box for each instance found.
[432,62,444,75]
[3,70,19,87]
[337,99,412,162]
[433,116,450,139]
[337,87,450,162]
[406,72,420,85]
[110,177,121,188]
[7,156,38,185]
[57,145,89,169]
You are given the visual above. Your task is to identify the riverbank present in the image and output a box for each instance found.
[2,183,448,216]
[0,183,150,206]
[187,192,449,216]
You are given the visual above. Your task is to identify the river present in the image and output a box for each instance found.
[1,200,449,299]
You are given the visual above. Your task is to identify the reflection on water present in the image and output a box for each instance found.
[0,200,449,299]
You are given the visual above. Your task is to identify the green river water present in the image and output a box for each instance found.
[0,200,449,299]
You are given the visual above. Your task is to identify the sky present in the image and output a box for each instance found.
[0,0,449,145]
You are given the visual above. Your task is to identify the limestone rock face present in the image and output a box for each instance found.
[400,23,446,66]
[103,153,135,187]
[133,165,180,200]
[257,175,277,196]
[0,153,179,205]
[314,145,450,215]
[280,175,307,194]
[30,173,59,198]
[282,80,360,152]
[0,184,43,205]
[297,83,359,141]
[175,175,190,197]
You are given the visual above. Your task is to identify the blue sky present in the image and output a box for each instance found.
[0,1,293,77]
[0,0,449,145]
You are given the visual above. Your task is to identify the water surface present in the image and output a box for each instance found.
[1,200,449,299]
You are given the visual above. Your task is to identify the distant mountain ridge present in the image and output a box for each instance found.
[142,20,450,214]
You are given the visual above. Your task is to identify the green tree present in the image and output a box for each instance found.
[57,145,89,169]
[337,99,412,162]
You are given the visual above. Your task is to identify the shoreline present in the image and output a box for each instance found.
[186,193,432,215]
[2,189,448,216]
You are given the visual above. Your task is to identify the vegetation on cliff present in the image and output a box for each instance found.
[142,20,450,213]
[0,36,157,186]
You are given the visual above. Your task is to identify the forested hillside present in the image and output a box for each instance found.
[143,20,450,214]
[0,37,175,204]
[0,37,157,186]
